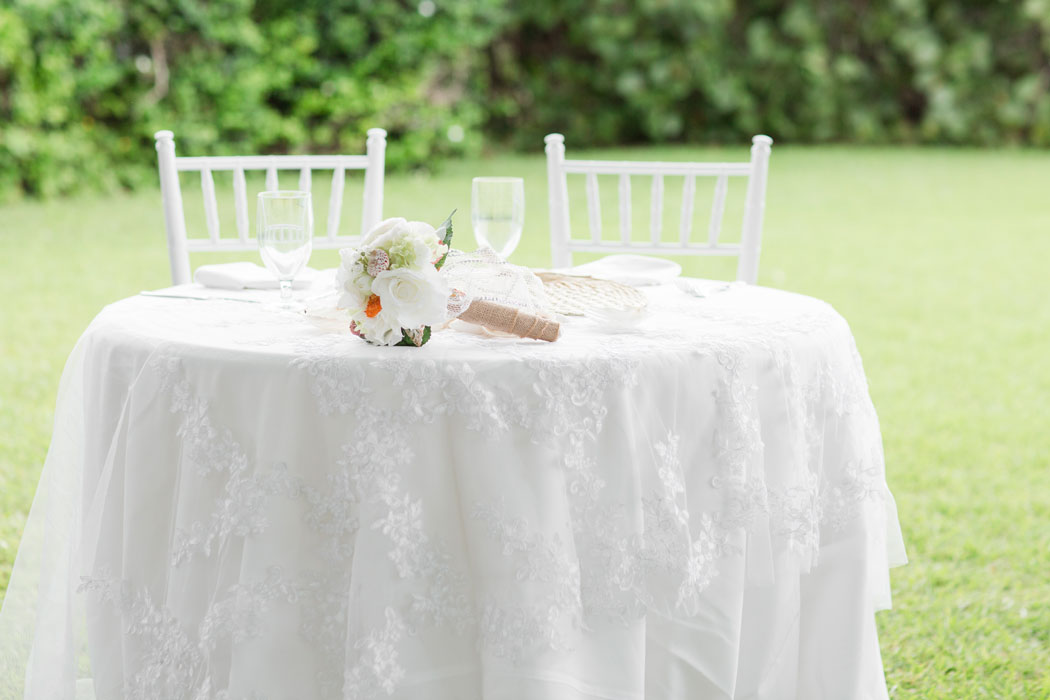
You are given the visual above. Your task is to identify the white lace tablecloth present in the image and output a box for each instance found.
[0,280,906,700]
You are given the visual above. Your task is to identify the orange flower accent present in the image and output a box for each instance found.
[365,294,382,318]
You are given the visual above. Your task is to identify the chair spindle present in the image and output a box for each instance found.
[327,167,345,240]
[201,168,220,243]
[619,174,631,243]
[585,173,601,242]
[233,167,249,242]
[650,174,664,245]
[708,173,728,247]
[679,174,696,246]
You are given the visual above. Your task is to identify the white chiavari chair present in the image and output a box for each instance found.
[155,128,387,285]
[544,133,773,283]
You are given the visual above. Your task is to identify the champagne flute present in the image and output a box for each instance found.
[257,190,313,308]
[472,177,524,259]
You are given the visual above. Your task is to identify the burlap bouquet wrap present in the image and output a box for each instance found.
[441,248,560,342]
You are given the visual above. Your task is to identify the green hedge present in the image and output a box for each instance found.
[483,0,1050,148]
[2,0,1049,199]
[0,0,501,198]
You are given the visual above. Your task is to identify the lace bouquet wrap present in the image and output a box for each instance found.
[442,248,561,342]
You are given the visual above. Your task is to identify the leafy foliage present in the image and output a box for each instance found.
[483,0,1050,148]
[2,0,1050,199]
[0,0,501,199]
[395,325,431,347]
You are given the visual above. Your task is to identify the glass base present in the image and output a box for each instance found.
[269,279,306,313]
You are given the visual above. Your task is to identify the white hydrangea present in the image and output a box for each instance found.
[387,234,432,269]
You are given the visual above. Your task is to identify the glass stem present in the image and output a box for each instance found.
[279,279,293,302]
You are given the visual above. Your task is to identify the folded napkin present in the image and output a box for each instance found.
[568,254,682,287]
[194,262,318,290]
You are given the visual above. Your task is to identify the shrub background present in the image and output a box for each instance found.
[2,0,1049,199]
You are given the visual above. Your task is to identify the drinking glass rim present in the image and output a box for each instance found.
[472,177,524,184]
[258,190,311,200]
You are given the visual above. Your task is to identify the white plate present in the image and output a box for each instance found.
[567,254,682,287]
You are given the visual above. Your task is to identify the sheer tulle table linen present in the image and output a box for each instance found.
[0,280,906,700]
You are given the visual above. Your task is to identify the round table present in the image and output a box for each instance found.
[0,279,906,700]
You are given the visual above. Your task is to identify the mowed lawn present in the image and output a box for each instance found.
[1,145,1048,697]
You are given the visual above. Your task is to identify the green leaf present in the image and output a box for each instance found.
[434,208,456,270]
[394,326,432,347]
[438,209,456,246]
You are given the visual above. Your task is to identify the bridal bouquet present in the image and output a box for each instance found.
[336,212,560,346]
[335,213,454,346]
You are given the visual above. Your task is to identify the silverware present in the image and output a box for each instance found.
[139,291,263,304]
[675,279,733,298]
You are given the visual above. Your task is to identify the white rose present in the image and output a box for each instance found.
[413,221,450,261]
[337,247,359,267]
[361,217,407,247]
[337,289,363,311]
[371,266,448,329]
[405,221,437,241]
[335,250,372,309]
[352,268,373,295]
[337,276,372,310]
[351,308,403,346]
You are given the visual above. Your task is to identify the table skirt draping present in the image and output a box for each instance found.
[0,283,906,700]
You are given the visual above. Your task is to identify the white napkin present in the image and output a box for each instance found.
[194,262,319,290]
[568,254,682,287]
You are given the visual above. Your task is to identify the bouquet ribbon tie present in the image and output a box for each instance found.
[456,299,560,342]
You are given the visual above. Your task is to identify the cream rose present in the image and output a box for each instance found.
[371,266,448,329]
[335,250,372,309]
[416,220,450,262]
[405,221,438,240]
[360,217,407,247]
[350,308,403,346]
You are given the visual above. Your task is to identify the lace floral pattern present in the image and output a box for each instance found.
[344,609,408,698]
[78,565,296,700]
[473,500,582,661]
[70,285,898,699]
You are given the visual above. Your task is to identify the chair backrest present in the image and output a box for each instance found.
[155,128,387,285]
[544,133,772,283]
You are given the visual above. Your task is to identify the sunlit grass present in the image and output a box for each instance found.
[1,145,1048,698]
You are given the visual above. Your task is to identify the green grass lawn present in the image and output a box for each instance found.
[1,145,1048,697]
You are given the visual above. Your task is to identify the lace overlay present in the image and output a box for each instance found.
[9,282,904,699]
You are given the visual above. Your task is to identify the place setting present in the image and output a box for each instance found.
[149,173,740,353]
